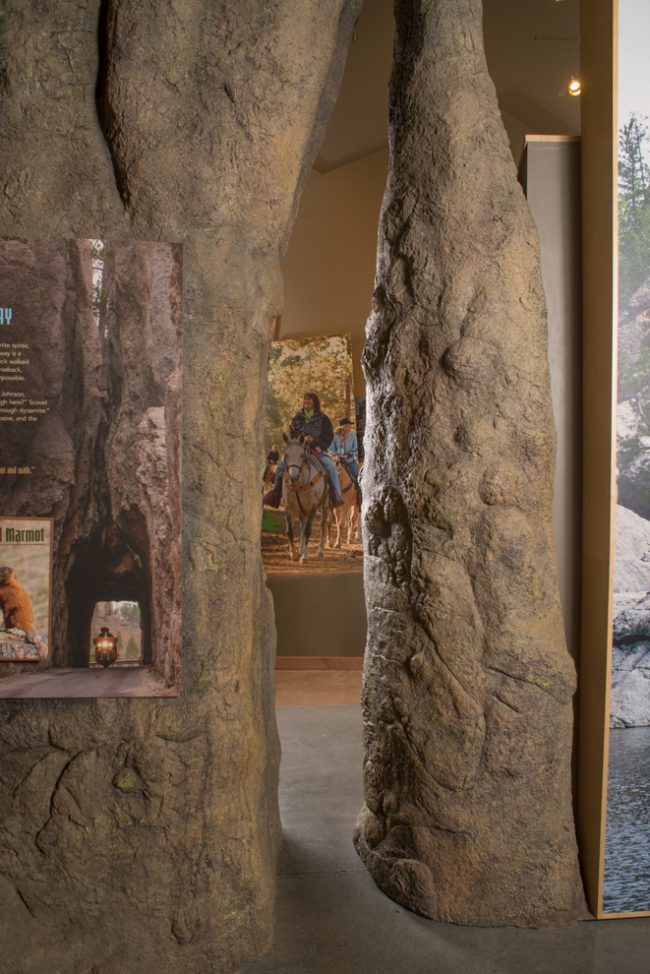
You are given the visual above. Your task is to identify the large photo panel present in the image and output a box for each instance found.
[0,239,182,698]
[602,0,650,916]
[262,335,362,576]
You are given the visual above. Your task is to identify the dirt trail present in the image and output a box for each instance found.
[262,530,363,576]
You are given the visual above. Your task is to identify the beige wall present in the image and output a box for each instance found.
[281,148,388,394]
[522,137,582,663]
[267,573,366,658]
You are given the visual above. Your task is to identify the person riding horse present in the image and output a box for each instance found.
[262,444,280,488]
[264,392,344,508]
[329,417,361,506]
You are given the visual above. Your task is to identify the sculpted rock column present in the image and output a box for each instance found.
[0,2,361,971]
[354,0,587,926]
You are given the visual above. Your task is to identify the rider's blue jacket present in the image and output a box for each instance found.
[329,430,358,462]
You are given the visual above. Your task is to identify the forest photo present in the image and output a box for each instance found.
[604,0,650,915]
[0,239,182,698]
[262,335,362,576]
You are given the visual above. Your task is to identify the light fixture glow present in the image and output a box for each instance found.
[567,77,582,97]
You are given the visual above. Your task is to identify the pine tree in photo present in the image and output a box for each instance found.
[126,635,139,658]
[619,113,650,308]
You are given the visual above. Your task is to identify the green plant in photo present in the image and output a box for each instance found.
[619,113,650,309]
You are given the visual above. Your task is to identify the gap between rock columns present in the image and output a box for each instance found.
[0,2,362,972]
[354,0,588,926]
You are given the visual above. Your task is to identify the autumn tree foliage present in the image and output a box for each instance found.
[265,335,355,450]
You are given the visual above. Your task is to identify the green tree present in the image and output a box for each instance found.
[116,601,140,624]
[126,635,139,658]
[264,335,356,450]
[619,113,650,307]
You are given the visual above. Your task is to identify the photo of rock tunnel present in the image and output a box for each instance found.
[0,239,182,697]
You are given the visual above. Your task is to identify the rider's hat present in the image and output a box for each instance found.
[338,417,353,425]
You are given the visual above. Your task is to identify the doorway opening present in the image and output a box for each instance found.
[263,1,393,696]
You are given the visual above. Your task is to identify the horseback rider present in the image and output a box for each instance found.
[330,417,359,479]
[262,444,280,487]
[263,392,344,508]
[330,417,361,506]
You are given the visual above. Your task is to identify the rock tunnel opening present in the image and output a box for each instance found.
[64,526,152,668]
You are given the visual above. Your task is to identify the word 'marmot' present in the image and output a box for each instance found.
[0,526,46,543]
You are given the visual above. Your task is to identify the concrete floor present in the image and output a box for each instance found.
[244,698,650,974]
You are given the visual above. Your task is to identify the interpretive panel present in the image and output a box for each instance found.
[0,239,182,698]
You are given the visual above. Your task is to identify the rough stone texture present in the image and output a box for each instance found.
[611,590,650,728]
[617,276,650,519]
[611,276,650,726]
[0,2,361,971]
[611,506,650,726]
[0,239,182,682]
[614,504,650,595]
[0,632,44,662]
[354,0,586,927]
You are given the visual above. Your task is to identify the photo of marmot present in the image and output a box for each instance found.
[0,566,36,633]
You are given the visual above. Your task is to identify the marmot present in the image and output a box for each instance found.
[0,566,36,633]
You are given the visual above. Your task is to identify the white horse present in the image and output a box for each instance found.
[282,437,329,562]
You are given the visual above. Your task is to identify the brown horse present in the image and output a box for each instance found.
[262,461,277,491]
[282,437,329,562]
[330,456,360,547]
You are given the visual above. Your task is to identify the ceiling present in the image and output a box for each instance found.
[315,0,580,172]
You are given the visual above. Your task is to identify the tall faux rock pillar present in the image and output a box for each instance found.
[0,2,362,971]
[354,0,586,926]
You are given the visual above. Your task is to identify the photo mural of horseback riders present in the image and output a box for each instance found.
[262,336,363,574]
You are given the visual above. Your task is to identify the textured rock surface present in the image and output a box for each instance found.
[611,589,650,728]
[614,504,650,595]
[611,506,650,726]
[0,239,181,682]
[354,0,586,926]
[610,639,650,728]
[612,271,650,727]
[0,2,361,971]
[617,276,650,518]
